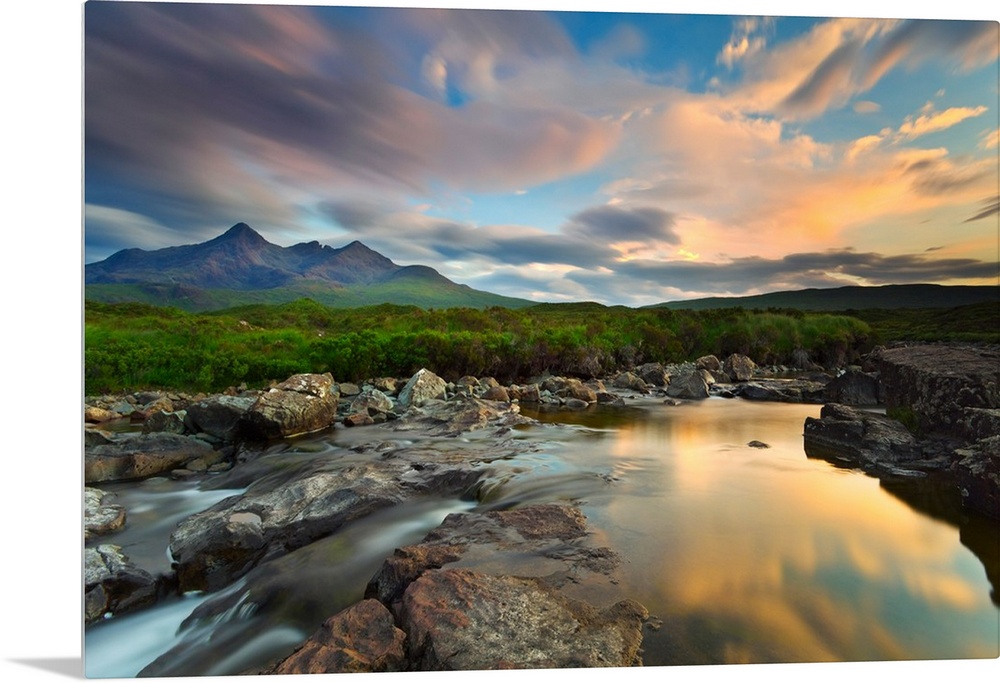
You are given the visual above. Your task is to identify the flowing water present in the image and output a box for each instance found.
[84,397,1000,676]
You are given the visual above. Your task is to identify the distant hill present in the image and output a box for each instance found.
[84,223,534,311]
[648,284,999,311]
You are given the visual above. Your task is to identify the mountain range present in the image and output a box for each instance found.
[85,223,534,311]
[85,222,998,312]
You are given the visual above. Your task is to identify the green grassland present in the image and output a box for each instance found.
[85,298,892,394]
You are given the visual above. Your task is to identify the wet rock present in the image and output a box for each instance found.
[169,463,408,592]
[596,392,626,407]
[803,403,933,474]
[268,600,406,674]
[343,413,375,427]
[401,569,648,670]
[338,382,361,397]
[183,395,256,441]
[824,369,881,406]
[364,504,648,671]
[84,487,126,539]
[243,373,340,439]
[955,436,1000,520]
[747,441,770,449]
[84,545,158,624]
[85,432,216,484]
[482,385,510,402]
[517,383,542,403]
[392,397,527,437]
[397,368,448,408]
[723,354,757,382]
[736,378,827,403]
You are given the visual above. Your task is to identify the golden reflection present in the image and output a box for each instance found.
[595,400,998,661]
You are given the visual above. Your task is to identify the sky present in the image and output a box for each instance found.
[82,1,1000,305]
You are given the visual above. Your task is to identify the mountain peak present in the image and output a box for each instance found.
[217,222,268,244]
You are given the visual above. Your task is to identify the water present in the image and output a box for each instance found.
[84,397,1000,676]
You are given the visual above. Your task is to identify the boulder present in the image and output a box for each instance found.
[723,354,757,382]
[243,373,340,439]
[695,355,723,373]
[637,363,668,387]
[142,409,187,435]
[84,545,158,624]
[85,432,216,484]
[169,463,408,592]
[392,397,527,437]
[84,487,126,539]
[85,405,119,424]
[184,395,256,441]
[824,369,881,406]
[517,383,541,403]
[268,600,407,674]
[482,385,510,402]
[876,344,1000,438]
[397,369,448,408]
[737,379,827,403]
[612,372,649,393]
[665,369,711,400]
[365,504,649,670]
[401,569,648,670]
[803,403,940,475]
[349,387,394,416]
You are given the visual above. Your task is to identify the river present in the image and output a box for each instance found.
[84,396,1000,677]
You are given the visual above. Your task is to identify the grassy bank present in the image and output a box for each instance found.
[84,299,882,394]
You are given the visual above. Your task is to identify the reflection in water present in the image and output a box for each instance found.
[85,398,999,675]
[520,399,999,665]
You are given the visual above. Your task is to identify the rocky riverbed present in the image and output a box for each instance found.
[83,347,1000,672]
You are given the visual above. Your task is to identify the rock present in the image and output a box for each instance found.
[564,397,590,410]
[747,441,770,449]
[365,504,648,670]
[184,395,256,441]
[84,487,126,539]
[338,382,361,397]
[596,392,626,406]
[637,363,668,387]
[737,379,827,403]
[169,463,408,592]
[343,413,375,427]
[372,377,399,395]
[85,432,216,484]
[824,369,881,406]
[142,409,187,435]
[517,383,541,403]
[482,385,510,402]
[695,355,723,373]
[612,372,649,393]
[954,436,1000,519]
[243,373,340,439]
[349,387,394,416]
[85,405,119,423]
[803,403,932,474]
[397,369,448,408]
[392,397,526,437]
[84,545,158,624]
[268,600,407,674]
[401,569,648,670]
[723,354,757,381]
[876,344,1000,438]
[665,369,711,400]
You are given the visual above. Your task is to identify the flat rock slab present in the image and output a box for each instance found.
[85,432,216,484]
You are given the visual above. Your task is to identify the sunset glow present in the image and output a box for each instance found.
[83,1,999,305]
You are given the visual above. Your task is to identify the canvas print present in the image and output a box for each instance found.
[83,1,999,679]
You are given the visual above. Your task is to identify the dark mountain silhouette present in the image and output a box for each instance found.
[84,223,533,310]
[648,284,999,311]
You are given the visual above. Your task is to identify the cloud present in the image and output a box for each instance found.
[564,205,680,244]
[853,100,881,114]
[964,196,1000,223]
[718,17,773,69]
[896,105,989,141]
